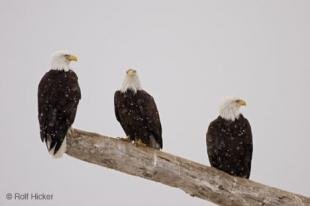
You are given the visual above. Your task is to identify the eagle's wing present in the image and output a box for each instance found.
[114,91,121,123]
[206,120,221,168]
[38,71,81,154]
[242,117,253,178]
[139,90,163,149]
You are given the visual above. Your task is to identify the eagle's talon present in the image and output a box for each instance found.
[119,136,131,142]
[134,139,147,147]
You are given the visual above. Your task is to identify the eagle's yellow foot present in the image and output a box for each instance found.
[118,136,133,142]
[134,139,147,147]
[66,127,74,138]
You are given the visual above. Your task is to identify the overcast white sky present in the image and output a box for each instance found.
[1,0,310,205]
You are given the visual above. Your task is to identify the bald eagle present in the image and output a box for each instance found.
[38,51,81,158]
[114,69,162,149]
[206,98,253,178]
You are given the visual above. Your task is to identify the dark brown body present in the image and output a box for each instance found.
[38,69,81,154]
[114,89,162,149]
[206,115,253,178]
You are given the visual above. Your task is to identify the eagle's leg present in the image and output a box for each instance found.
[118,136,133,142]
[134,139,148,147]
[67,127,74,138]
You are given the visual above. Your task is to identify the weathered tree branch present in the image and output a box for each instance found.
[66,128,310,206]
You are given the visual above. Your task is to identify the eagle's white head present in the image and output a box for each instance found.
[219,97,247,121]
[50,50,78,71]
[121,69,142,93]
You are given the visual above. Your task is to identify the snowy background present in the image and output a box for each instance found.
[1,0,310,205]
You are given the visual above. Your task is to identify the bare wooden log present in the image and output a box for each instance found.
[66,128,310,206]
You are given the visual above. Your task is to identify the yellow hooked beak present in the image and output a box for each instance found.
[236,99,247,106]
[127,69,137,76]
[65,54,78,62]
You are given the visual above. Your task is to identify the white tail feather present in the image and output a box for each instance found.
[46,137,67,159]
